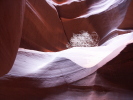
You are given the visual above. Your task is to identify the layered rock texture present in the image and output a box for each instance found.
[0,0,133,100]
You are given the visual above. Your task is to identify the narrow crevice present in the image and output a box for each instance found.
[54,5,70,44]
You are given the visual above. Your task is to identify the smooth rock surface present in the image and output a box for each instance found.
[0,0,133,100]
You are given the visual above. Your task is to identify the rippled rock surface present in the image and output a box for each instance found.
[0,0,133,100]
